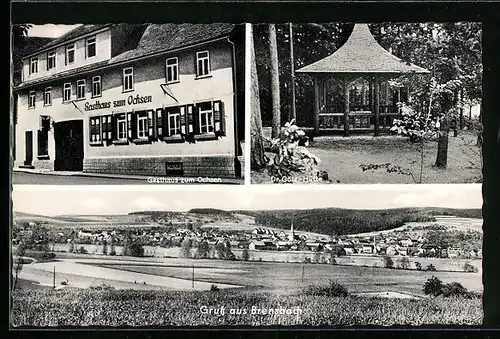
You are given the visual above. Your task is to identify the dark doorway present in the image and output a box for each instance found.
[54,120,84,171]
[24,131,33,166]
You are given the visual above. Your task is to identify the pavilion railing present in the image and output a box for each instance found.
[318,105,400,134]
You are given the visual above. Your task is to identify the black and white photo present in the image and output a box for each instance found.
[250,22,482,185]
[11,185,482,326]
[12,23,246,185]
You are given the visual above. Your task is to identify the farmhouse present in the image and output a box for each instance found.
[13,24,245,178]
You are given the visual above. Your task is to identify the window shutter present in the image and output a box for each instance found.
[187,104,195,134]
[127,113,133,139]
[100,117,106,141]
[89,119,94,142]
[180,106,186,135]
[108,115,113,140]
[112,114,118,140]
[131,112,138,140]
[148,110,154,139]
[213,100,225,136]
[156,108,164,138]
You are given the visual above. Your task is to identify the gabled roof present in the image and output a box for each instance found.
[23,25,111,57]
[20,37,56,57]
[15,23,236,90]
[296,24,430,75]
[110,23,235,63]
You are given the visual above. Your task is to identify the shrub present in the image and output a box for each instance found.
[90,284,115,291]
[303,257,311,264]
[383,256,394,269]
[266,120,324,180]
[463,262,478,273]
[415,262,422,271]
[302,281,349,297]
[210,284,220,292]
[442,282,469,297]
[400,257,410,270]
[109,250,116,256]
[426,264,437,271]
[423,276,444,296]
[241,248,250,261]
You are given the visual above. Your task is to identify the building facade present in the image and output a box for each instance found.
[14,23,245,178]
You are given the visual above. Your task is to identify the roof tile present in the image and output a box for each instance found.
[296,24,430,74]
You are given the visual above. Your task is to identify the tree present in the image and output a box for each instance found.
[195,241,209,259]
[383,255,394,269]
[241,248,250,261]
[180,238,192,258]
[127,242,144,257]
[423,276,444,296]
[250,24,266,170]
[269,24,281,139]
[400,257,410,270]
[102,240,108,256]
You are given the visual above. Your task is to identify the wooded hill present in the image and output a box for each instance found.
[234,207,482,236]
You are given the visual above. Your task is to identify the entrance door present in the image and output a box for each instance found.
[24,131,33,166]
[54,120,84,171]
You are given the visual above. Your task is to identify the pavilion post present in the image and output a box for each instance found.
[343,76,350,137]
[313,77,320,134]
[374,75,380,137]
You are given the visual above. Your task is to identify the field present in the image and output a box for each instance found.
[11,287,482,326]
[15,256,482,296]
[252,131,482,184]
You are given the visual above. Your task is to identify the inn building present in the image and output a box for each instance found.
[13,23,245,178]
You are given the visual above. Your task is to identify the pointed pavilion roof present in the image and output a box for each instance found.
[296,24,430,74]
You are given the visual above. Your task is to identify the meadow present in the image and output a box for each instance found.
[11,287,482,327]
[93,259,482,295]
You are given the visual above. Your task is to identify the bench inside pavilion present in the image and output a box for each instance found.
[296,23,430,136]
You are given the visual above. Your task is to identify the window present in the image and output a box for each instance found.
[77,79,86,100]
[63,83,72,102]
[116,114,127,140]
[65,44,75,65]
[123,68,134,92]
[137,112,148,139]
[38,116,50,157]
[167,107,181,136]
[30,57,38,74]
[196,51,210,77]
[89,117,101,143]
[47,51,56,70]
[86,36,96,58]
[101,116,113,141]
[44,87,52,106]
[166,57,179,83]
[28,91,36,109]
[92,76,101,97]
[198,101,214,134]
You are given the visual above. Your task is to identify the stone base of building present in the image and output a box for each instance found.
[16,159,55,171]
[83,155,240,178]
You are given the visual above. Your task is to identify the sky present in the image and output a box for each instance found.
[27,24,81,38]
[12,184,482,216]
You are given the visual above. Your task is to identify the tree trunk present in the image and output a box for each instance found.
[250,25,266,170]
[268,24,281,139]
[434,114,450,169]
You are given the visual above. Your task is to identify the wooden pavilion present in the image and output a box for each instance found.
[296,23,430,136]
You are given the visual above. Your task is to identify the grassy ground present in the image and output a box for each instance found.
[252,130,482,184]
[93,260,482,295]
[11,287,482,326]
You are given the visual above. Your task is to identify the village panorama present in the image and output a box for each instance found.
[11,205,484,327]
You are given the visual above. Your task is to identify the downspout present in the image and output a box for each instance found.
[227,34,241,178]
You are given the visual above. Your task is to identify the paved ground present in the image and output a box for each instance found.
[12,171,244,185]
[17,258,242,291]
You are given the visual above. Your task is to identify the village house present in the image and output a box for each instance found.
[362,244,374,254]
[13,23,245,178]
